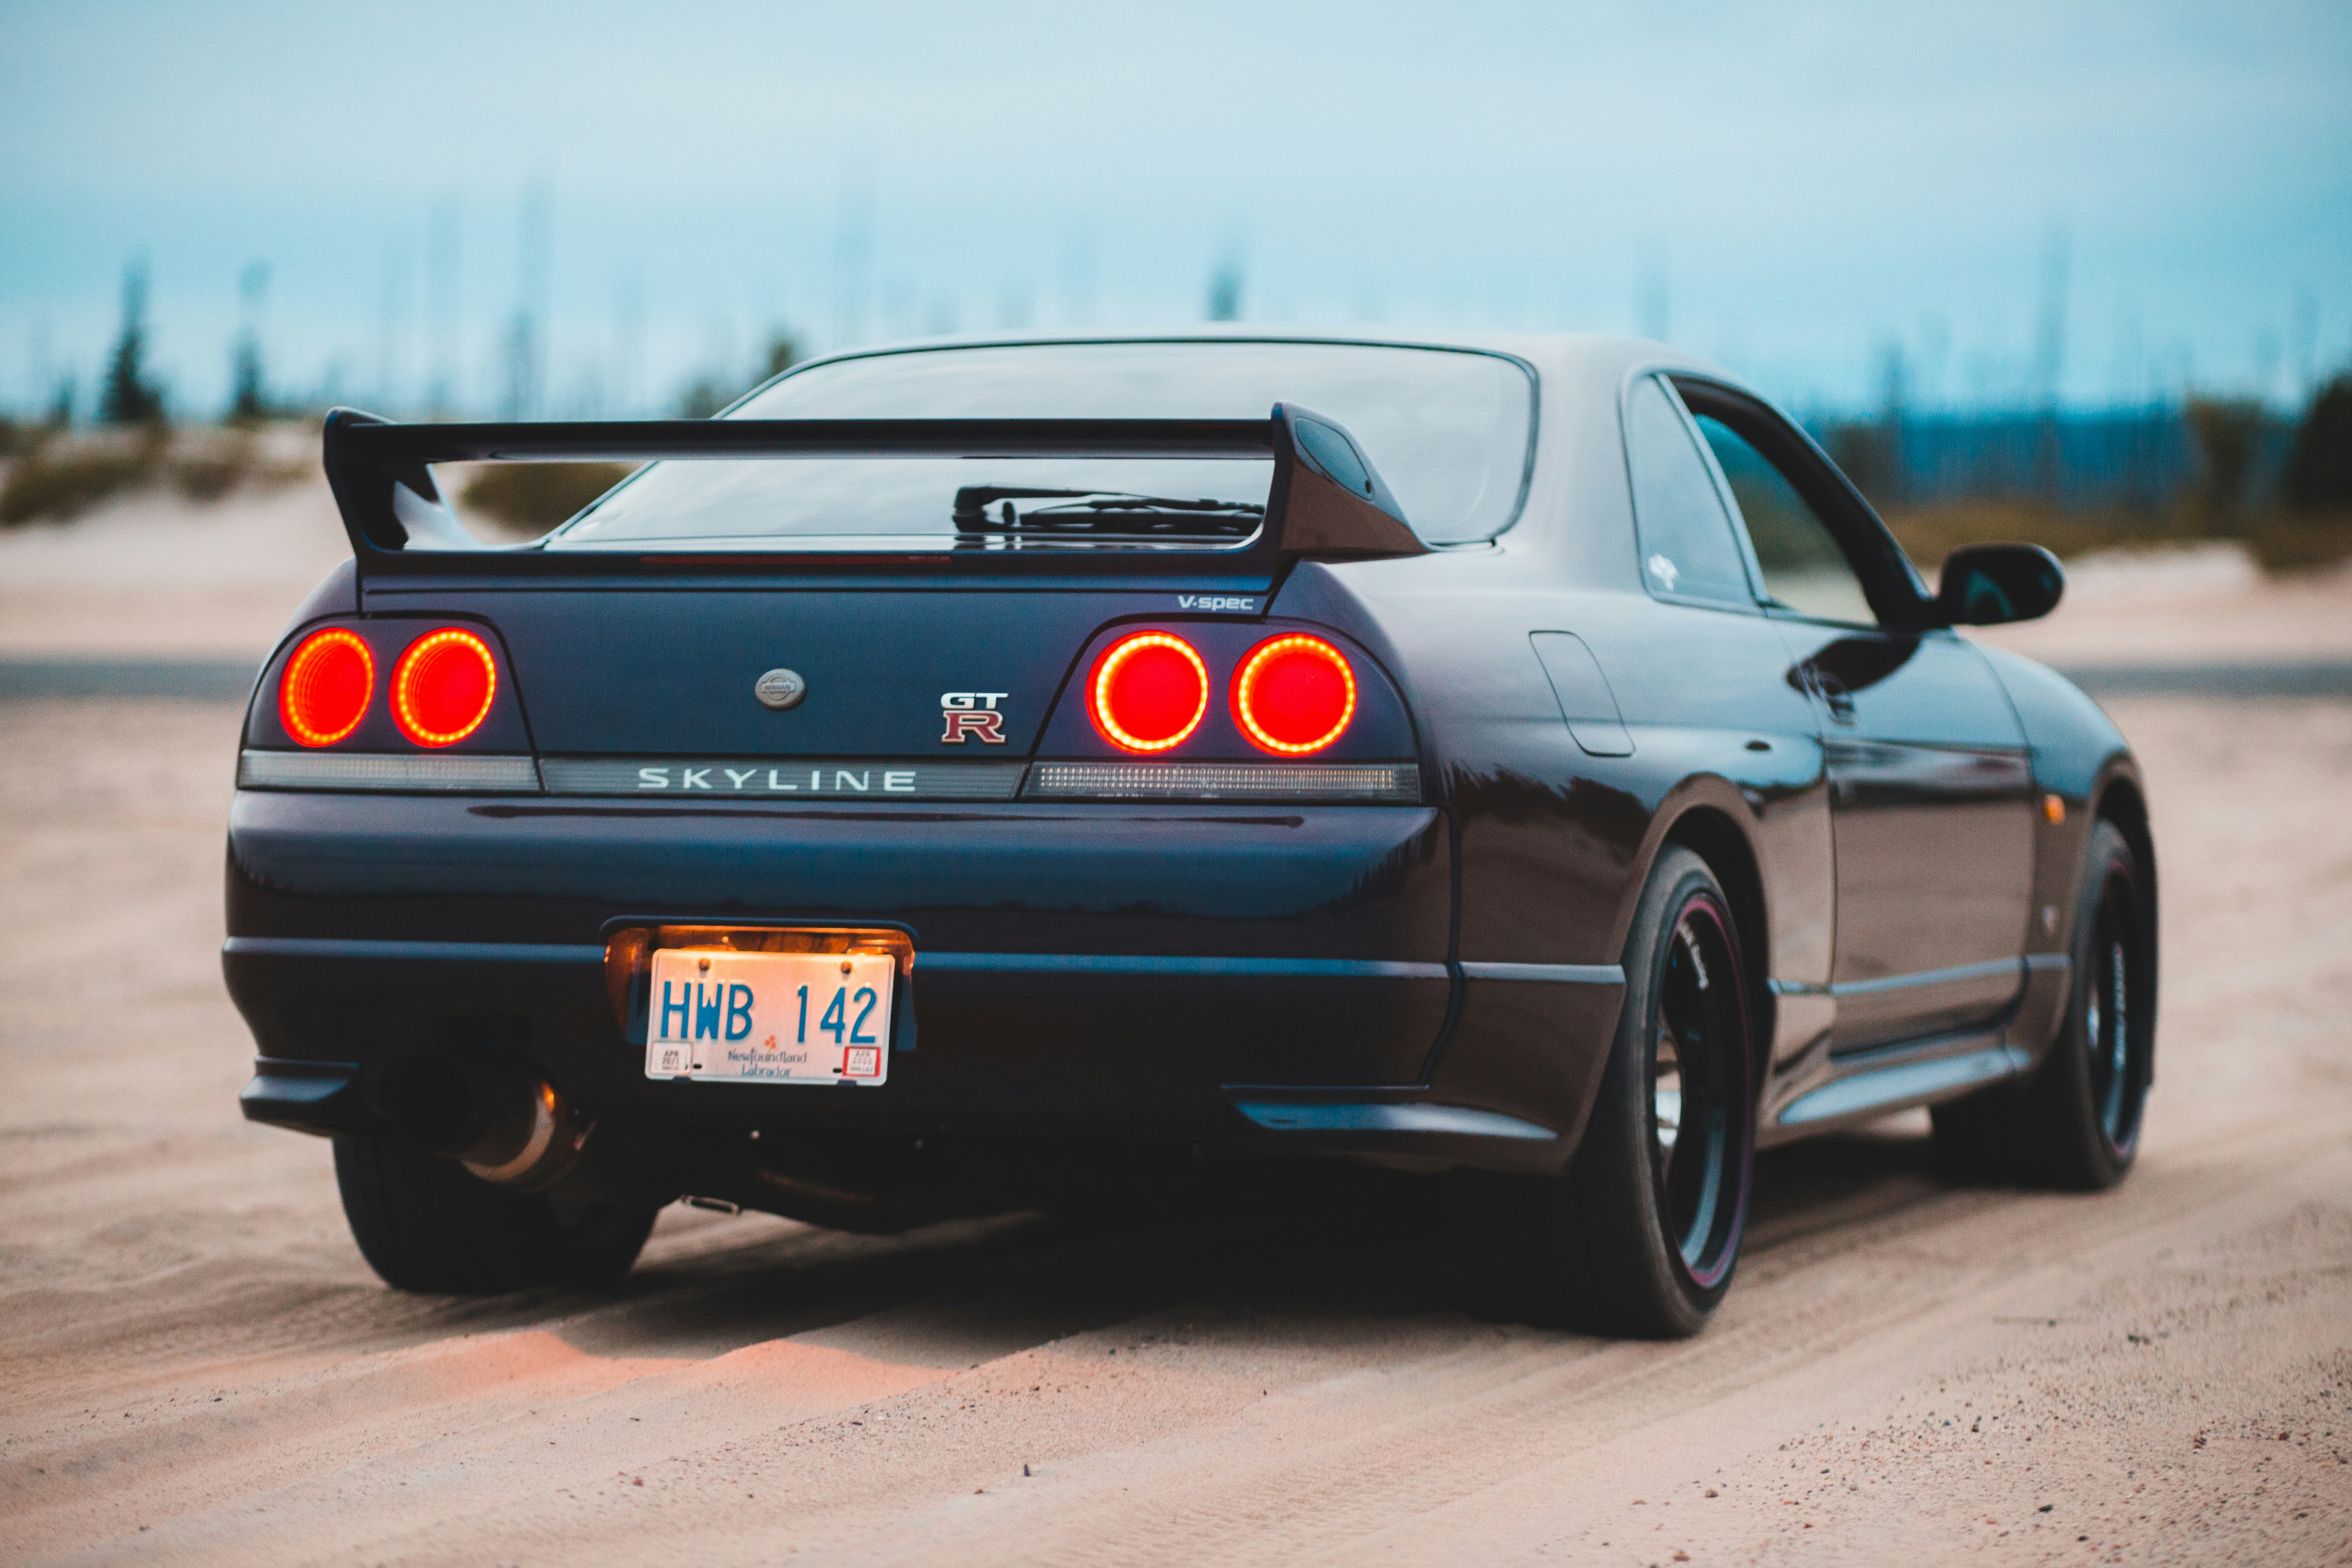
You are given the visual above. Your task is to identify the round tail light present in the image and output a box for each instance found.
[278,628,374,747]
[392,628,498,747]
[1089,631,1209,753]
[1232,634,1357,755]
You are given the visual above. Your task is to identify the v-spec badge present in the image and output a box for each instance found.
[939,691,1008,744]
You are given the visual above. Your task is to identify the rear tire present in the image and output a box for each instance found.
[333,1136,659,1294]
[1463,847,1757,1337]
[1932,819,2153,1190]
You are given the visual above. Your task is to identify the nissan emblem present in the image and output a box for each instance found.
[754,668,807,710]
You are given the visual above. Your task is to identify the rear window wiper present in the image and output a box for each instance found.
[951,486,1264,537]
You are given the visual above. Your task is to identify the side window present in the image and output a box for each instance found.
[1625,377,1754,607]
[1691,414,1877,626]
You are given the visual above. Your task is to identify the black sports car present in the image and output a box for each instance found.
[227,332,2156,1336]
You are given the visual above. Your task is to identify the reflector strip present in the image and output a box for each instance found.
[1023,761,1418,802]
[238,750,542,793]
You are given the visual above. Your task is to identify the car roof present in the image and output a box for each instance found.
[752,327,1742,406]
[734,329,1764,582]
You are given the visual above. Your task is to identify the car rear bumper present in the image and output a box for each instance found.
[223,789,1619,1173]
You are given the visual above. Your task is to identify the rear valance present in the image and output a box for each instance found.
[322,404,1427,581]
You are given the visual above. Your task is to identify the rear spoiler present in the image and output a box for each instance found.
[320,402,1427,580]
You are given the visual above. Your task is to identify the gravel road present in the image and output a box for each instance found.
[3,678,2348,1565]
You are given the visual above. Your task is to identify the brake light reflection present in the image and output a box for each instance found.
[278,628,375,747]
[1089,631,1209,753]
[392,628,498,747]
[1232,634,1357,755]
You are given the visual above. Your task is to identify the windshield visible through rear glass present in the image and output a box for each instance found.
[546,340,1535,551]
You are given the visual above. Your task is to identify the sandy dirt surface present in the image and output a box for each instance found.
[1,512,2349,1564]
[0,466,349,662]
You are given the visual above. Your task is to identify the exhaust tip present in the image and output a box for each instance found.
[375,1053,588,1191]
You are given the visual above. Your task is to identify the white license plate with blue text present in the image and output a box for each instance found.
[643,948,894,1086]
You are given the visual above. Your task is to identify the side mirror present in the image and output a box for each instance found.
[1934,543,2064,626]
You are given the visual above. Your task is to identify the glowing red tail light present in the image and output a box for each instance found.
[279,628,375,747]
[1232,634,1357,755]
[1089,631,1209,753]
[391,628,498,747]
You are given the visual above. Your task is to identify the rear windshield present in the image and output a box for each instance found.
[545,340,1535,551]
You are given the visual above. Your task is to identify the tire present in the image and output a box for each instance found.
[1464,847,1758,1338]
[333,1135,659,1294]
[1932,819,2153,1190]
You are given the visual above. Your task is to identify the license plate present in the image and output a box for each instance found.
[643,947,895,1086]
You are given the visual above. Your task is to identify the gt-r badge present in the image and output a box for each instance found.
[754,668,808,710]
[940,690,1008,744]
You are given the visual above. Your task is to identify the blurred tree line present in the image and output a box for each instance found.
[7,256,2350,566]
[1826,374,2352,573]
[1,264,808,532]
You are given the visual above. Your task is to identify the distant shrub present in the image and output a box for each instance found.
[0,431,165,525]
[0,427,303,524]
[457,462,638,536]
[2246,511,2352,573]
[173,451,248,502]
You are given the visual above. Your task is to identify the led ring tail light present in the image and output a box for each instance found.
[392,628,498,747]
[1089,631,1210,753]
[1232,634,1357,755]
[279,628,375,747]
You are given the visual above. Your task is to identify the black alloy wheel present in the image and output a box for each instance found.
[1932,818,2153,1190]
[1462,846,1757,1337]
[1649,894,1749,1292]
[2082,855,2147,1162]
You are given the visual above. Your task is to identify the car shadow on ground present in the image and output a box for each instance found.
[487,1130,1978,1366]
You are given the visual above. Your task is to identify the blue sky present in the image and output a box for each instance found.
[3,0,2346,419]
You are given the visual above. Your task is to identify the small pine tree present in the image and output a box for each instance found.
[675,374,729,420]
[1205,260,1244,323]
[501,312,540,420]
[227,335,268,424]
[2183,396,2265,531]
[227,261,270,424]
[98,262,167,426]
[2283,374,2352,514]
[762,331,801,381]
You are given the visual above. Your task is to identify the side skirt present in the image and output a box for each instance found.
[1760,1030,2027,1145]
